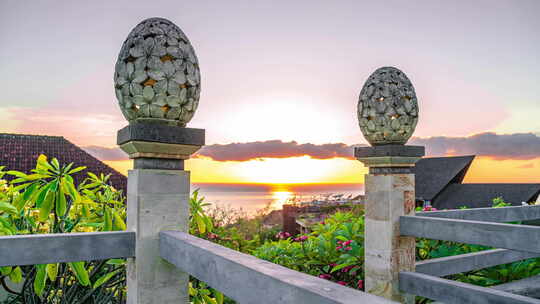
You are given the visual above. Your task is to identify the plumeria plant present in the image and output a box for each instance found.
[0,155,127,303]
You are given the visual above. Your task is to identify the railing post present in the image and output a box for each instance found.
[113,17,203,304]
[355,67,423,302]
[356,146,424,302]
[118,124,204,303]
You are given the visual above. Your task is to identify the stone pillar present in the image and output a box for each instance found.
[118,123,204,304]
[356,145,424,303]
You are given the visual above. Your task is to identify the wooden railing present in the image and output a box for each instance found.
[0,231,395,303]
[3,205,540,303]
[160,231,394,304]
[0,231,135,267]
[399,205,540,304]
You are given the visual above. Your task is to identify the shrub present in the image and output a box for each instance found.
[254,211,365,289]
[0,155,126,303]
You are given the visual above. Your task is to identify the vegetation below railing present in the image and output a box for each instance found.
[0,156,126,303]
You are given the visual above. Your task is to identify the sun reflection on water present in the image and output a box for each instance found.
[271,191,293,209]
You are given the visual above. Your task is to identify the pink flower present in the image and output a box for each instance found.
[276,231,291,239]
[344,246,352,251]
[343,240,352,246]
[329,263,337,267]
[357,280,364,289]
[294,235,308,242]
[341,266,353,273]
[422,206,438,212]
[318,274,332,280]
[337,281,348,286]
[337,240,343,245]
[336,246,342,250]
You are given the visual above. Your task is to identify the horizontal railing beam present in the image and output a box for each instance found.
[493,274,540,298]
[160,231,395,304]
[399,271,540,304]
[401,216,540,253]
[0,231,135,267]
[416,205,540,223]
[416,249,540,277]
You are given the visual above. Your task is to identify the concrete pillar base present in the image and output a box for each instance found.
[126,169,190,304]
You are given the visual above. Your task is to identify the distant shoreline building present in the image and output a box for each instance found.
[0,133,127,192]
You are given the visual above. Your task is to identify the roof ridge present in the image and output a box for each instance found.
[422,155,476,160]
[0,133,65,139]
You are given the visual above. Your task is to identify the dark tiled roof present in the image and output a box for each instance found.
[0,133,126,192]
[434,183,540,209]
[413,155,475,201]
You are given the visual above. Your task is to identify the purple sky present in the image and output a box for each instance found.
[1,0,539,148]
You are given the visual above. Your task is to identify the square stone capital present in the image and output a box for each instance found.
[120,141,202,160]
[355,145,425,158]
[117,123,205,146]
[117,123,205,161]
[357,156,422,168]
[355,145,424,169]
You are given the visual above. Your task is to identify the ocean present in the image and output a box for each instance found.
[192,183,364,214]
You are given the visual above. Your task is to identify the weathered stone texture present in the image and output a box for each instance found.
[127,169,190,304]
[357,67,419,146]
[364,174,416,303]
[115,18,200,126]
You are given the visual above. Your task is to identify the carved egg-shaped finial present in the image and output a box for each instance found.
[114,17,200,126]
[357,67,418,146]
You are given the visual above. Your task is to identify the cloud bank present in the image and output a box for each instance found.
[83,145,128,161]
[196,140,357,161]
[409,132,540,160]
[83,132,540,162]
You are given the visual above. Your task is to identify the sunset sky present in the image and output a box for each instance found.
[1,0,540,186]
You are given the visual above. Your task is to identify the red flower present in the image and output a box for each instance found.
[357,280,364,289]
[337,281,347,286]
[341,266,353,273]
[275,231,292,239]
[336,246,342,250]
[318,274,332,280]
[294,235,308,242]
[344,246,352,251]
[343,240,352,246]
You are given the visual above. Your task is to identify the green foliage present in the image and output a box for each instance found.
[0,155,126,303]
[492,196,512,208]
[190,189,213,235]
[254,211,365,289]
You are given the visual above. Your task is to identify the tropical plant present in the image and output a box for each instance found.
[254,211,365,289]
[0,155,126,303]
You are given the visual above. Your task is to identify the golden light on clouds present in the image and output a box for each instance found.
[105,156,540,186]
